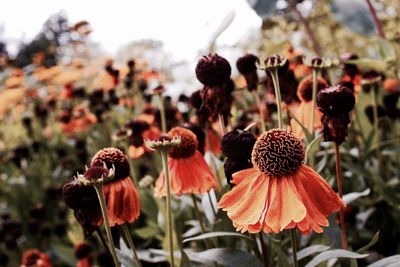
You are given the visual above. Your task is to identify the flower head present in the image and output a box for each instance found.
[145,135,181,151]
[219,128,345,234]
[258,55,287,71]
[252,129,304,176]
[304,56,332,69]
[297,75,329,102]
[91,147,130,181]
[21,249,52,267]
[153,126,217,197]
[196,54,231,86]
[317,85,355,144]
[236,53,259,91]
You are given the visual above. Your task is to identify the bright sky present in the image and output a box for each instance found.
[0,0,261,61]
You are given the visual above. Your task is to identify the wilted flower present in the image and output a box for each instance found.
[219,129,345,233]
[317,85,356,144]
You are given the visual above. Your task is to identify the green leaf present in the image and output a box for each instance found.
[345,58,388,72]
[305,135,323,164]
[367,255,400,267]
[305,249,368,267]
[183,231,253,244]
[289,245,330,263]
[208,10,235,53]
[343,188,371,204]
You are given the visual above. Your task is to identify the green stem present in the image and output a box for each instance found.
[158,94,167,133]
[121,224,142,267]
[93,184,120,267]
[191,194,212,249]
[371,86,383,173]
[310,69,320,139]
[259,232,269,267]
[160,150,175,267]
[95,228,111,255]
[290,229,299,267]
[252,91,266,133]
[334,144,348,250]
[269,69,284,129]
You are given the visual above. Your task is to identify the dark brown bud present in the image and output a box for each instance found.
[221,129,256,162]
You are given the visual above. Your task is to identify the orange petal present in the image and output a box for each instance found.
[264,176,306,233]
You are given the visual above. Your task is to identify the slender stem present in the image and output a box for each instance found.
[252,91,266,133]
[269,69,284,129]
[205,123,223,189]
[93,184,120,267]
[160,150,175,267]
[289,0,323,56]
[95,228,111,255]
[334,144,348,250]
[365,0,385,38]
[158,94,167,133]
[371,86,382,172]
[310,69,320,139]
[290,229,299,267]
[207,191,218,218]
[191,194,212,249]
[121,224,142,267]
[258,232,269,267]
[218,113,227,135]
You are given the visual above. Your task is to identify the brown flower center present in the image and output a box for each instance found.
[251,129,304,176]
[168,127,198,158]
[90,147,130,180]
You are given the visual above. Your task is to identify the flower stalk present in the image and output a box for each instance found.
[290,229,299,267]
[310,68,320,139]
[334,144,348,249]
[121,224,142,267]
[269,68,284,129]
[160,149,175,267]
[93,184,120,267]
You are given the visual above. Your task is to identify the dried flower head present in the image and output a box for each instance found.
[304,56,332,69]
[195,54,231,86]
[258,55,287,71]
[167,127,198,158]
[236,54,259,75]
[145,135,181,151]
[90,147,130,180]
[317,85,355,116]
[252,129,304,176]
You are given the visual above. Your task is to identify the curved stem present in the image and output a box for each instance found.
[310,69,320,139]
[252,91,266,133]
[94,184,120,267]
[207,191,218,218]
[269,69,284,129]
[158,94,167,133]
[334,144,348,250]
[121,224,142,267]
[160,150,175,267]
[290,229,299,267]
[365,0,385,38]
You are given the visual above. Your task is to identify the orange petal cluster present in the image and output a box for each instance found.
[218,165,345,234]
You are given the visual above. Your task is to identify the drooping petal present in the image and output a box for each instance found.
[264,176,307,233]
[290,165,345,233]
[219,168,269,233]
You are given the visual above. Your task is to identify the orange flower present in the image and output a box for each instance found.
[218,129,345,234]
[90,148,140,227]
[21,249,52,267]
[154,127,217,197]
